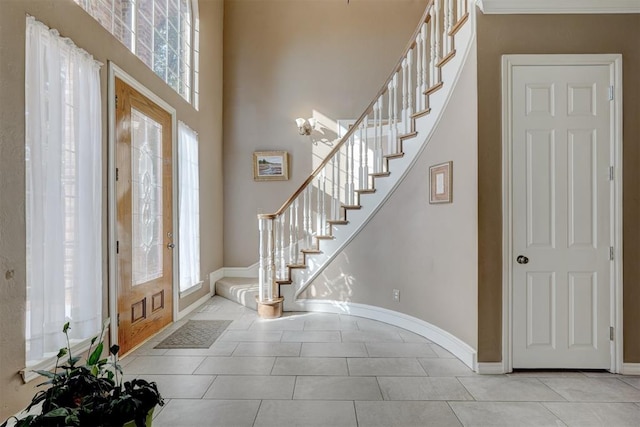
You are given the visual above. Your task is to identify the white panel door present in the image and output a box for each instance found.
[511,64,612,369]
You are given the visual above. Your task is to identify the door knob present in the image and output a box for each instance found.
[516,255,529,264]
[167,243,175,249]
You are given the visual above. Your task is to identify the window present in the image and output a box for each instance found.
[25,17,103,365]
[74,0,198,105]
[178,122,201,293]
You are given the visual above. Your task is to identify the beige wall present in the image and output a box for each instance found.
[301,42,479,349]
[0,0,223,417]
[476,12,640,363]
[222,0,429,267]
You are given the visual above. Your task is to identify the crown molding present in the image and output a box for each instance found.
[476,0,640,14]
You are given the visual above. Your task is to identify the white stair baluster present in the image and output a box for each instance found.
[407,49,414,122]
[430,5,439,87]
[377,96,384,172]
[445,0,453,55]
[415,32,423,112]
[387,81,393,155]
[316,175,322,237]
[336,143,341,212]
[401,59,408,135]
[278,214,285,279]
[421,22,428,104]
[393,73,399,151]
[304,186,312,247]
[331,157,337,219]
[288,203,295,266]
[348,135,355,205]
[360,120,368,189]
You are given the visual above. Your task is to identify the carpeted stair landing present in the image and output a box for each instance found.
[215,277,259,310]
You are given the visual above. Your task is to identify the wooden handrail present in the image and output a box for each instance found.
[267,0,436,218]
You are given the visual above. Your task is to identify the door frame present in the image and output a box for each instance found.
[107,62,179,347]
[501,54,623,373]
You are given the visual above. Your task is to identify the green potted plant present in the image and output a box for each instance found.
[1,321,164,427]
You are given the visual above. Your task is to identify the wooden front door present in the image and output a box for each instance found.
[115,78,174,354]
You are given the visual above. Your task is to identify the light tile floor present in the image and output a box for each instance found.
[121,296,640,427]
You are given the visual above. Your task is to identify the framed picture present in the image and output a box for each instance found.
[429,161,453,204]
[253,151,289,181]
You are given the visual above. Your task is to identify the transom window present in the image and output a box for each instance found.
[74,0,198,105]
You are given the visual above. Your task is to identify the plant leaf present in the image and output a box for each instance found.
[62,322,70,333]
[56,348,68,359]
[42,407,70,418]
[110,344,120,356]
[87,342,103,366]
[34,369,56,379]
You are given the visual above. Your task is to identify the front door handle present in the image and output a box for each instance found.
[167,243,175,250]
[516,255,529,264]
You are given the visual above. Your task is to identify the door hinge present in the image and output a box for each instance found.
[609,246,614,261]
[608,86,614,101]
[116,167,119,181]
[116,240,119,254]
[115,94,118,109]
[117,314,120,327]
[609,166,614,181]
[610,326,614,341]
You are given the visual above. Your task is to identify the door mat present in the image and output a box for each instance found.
[154,320,232,349]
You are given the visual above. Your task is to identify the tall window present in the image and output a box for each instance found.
[178,122,201,293]
[25,17,103,365]
[74,0,197,105]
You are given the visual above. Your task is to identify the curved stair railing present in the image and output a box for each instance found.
[256,0,470,316]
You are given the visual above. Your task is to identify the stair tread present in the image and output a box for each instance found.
[301,249,322,254]
[327,220,349,225]
[342,205,362,210]
[424,81,444,95]
[411,108,431,119]
[398,131,418,140]
[371,171,391,177]
[287,263,307,269]
[384,153,404,159]
[355,188,376,194]
[316,235,335,240]
[437,50,456,68]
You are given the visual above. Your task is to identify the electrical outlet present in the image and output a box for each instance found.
[393,289,400,302]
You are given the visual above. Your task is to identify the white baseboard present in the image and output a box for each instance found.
[296,299,477,371]
[223,263,259,278]
[476,362,506,374]
[209,268,226,294]
[622,363,640,375]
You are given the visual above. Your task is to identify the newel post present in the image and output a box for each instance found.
[257,214,283,318]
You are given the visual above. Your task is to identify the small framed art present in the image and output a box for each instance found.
[429,161,453,204]
[253,151,289,181]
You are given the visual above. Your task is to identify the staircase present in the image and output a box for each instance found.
[218,0,474,315]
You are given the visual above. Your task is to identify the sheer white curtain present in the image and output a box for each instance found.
[178,122,201,292]
[25,16,102,364]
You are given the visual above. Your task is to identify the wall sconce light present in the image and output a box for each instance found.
[295,117,316,136]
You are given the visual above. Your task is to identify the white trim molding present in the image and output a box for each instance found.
[296,299,478,371]
[622,364,640,376]
[223,263,260,278]
[476,362,507,375]
[477,0,640,14]
[501,54,624,373]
